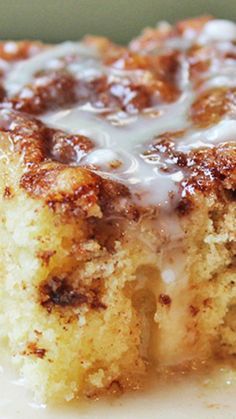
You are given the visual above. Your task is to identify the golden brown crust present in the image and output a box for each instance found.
[191,87,236,128]
[175,16,213,34]
[129,16,212,52]
[0,27,234,218]
[144,132,236,214]
[20,163,101,216]
[0,109,94,165]
[7,71,78,114]
[0,41,45,61]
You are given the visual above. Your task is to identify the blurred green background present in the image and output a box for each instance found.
[0,0,236,43]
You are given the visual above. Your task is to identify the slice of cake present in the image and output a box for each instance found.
[0,16,235,402]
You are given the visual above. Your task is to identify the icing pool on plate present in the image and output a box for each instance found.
[1,357,236,419]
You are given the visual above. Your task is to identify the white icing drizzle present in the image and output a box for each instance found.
[5,42,98,96]
[177,119,236,151]
[3,19,236,206]
[198,20,236,43]
[42,93,191,205]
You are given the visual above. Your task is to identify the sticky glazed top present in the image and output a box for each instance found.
[0,16,235,214]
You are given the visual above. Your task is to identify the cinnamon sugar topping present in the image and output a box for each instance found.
[0,18,234,208]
